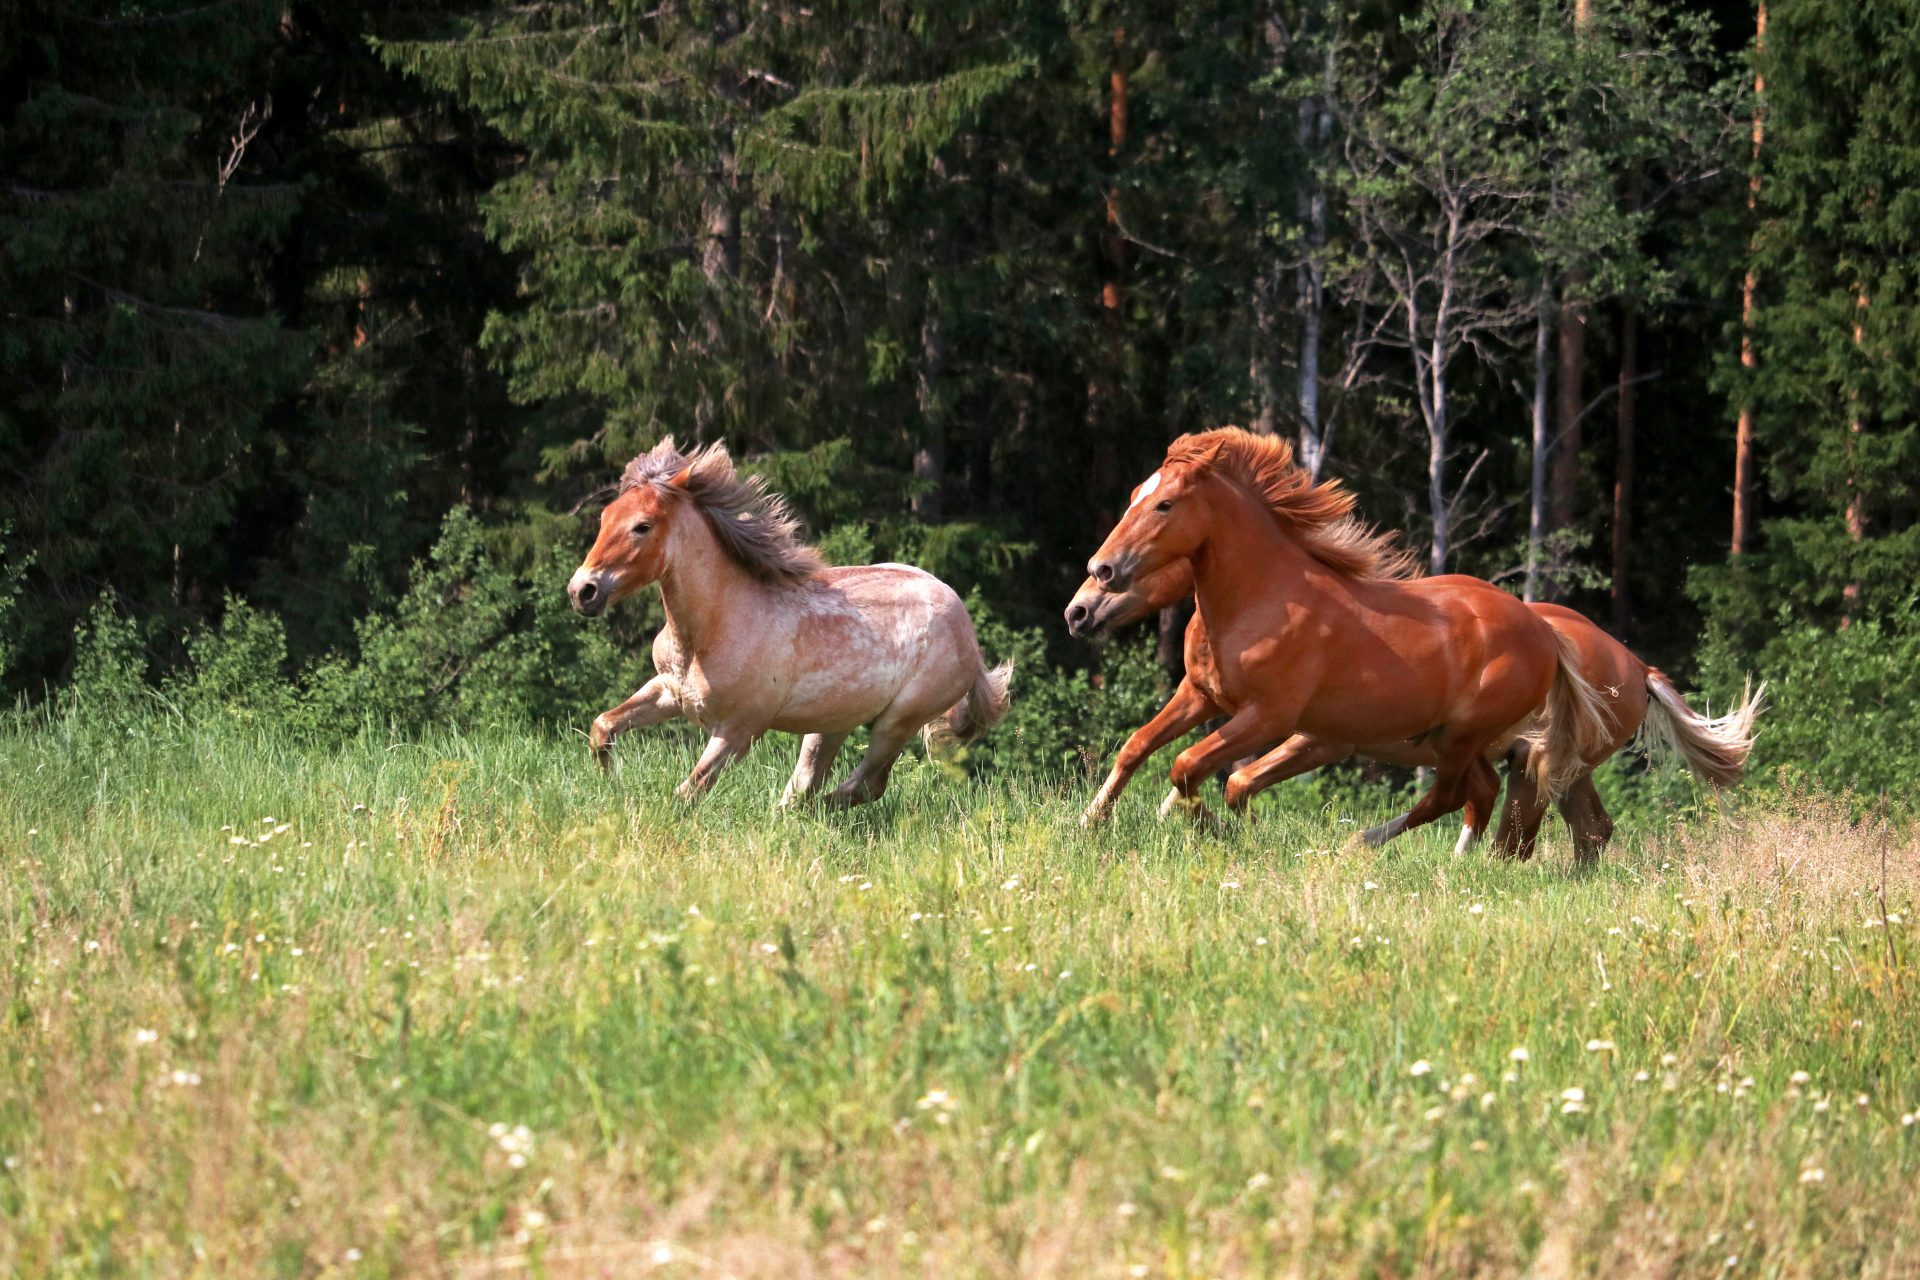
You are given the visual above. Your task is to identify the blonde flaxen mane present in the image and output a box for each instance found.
[622,437,824,584]
[1162,427,1421,581]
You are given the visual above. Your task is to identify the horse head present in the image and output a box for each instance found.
[1064,558,1194,639]
[568,442,694,617]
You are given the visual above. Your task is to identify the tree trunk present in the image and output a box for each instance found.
[1548,277,1585,579]
[1524,302,1551,603]
[1732,1,1767,556]
[694,4,742,441]
[1611,298,1638,635]
[1841,287,1867,625]
[1296,88,1331,477]
[913,304,947,521]
[1545,0,1596,576]
[1086,26,1127,512]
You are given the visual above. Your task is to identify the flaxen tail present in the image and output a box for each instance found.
[1527,629,1619,802]
[925,659,1015,749]
[1639,671,1765,788]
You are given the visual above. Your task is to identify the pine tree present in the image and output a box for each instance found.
[0,0,308,683]
[380,3,1030,520]
[1712,0,1920,634]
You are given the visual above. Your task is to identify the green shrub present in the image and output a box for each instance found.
[1697,604,1920,808]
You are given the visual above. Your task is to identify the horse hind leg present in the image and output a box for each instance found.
[1359,741,1487,848]
[1492,742,1550,861]
[781,732,850,809]
[825,714,921,809]
[1453,755,1502,855]
[1559,774,1614,866]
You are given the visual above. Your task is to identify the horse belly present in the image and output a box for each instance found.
[768,607,927,732]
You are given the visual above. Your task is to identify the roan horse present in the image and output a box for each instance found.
[569,438,1012,806]
[1084,427,1618,847]
[1066,559,1764,861]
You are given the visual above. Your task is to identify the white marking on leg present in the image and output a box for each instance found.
[1453,824,1476,857]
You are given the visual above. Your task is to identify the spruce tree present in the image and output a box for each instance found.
[0,0,308,682]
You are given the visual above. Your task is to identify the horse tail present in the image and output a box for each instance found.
[1526,628,1618,802]
[1639,671,1765,789]
[926,659,1015,749]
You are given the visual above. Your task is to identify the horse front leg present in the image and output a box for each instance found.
[590,676,682,770]
[675,725,762,802]
[1222,734,1355,815]
[1082,678,1219,826]
[1161,704,1297,827]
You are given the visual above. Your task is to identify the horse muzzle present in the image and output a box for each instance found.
[1064,586,1123,639]
[568,567,615,618]
[1086,551,1139,595]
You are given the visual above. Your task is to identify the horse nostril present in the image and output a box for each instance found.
[1067,604,1088,628]
[577,581,598,602]
[1092,561,1114,586]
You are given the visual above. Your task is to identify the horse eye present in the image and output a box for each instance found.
[1154,500,1173,514]
[630,521,652,537]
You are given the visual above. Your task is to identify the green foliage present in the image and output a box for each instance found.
[63,595,150,714]
[962,591,1169,776]
[0,526,28,686]
[306,507,631,735]
[1698,602,1920,807]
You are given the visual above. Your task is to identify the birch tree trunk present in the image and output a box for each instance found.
[1524,302,1552,603]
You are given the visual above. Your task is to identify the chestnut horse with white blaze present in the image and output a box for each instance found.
[1085,428,1617,847]
[569,438,1012,806]
[1065,562,1764,861]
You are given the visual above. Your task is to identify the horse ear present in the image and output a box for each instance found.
[667,465,694,489]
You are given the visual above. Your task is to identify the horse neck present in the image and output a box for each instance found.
[1189,481,1327,630]
[656,508,770,656]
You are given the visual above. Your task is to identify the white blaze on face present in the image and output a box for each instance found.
[1128,470,1163,509]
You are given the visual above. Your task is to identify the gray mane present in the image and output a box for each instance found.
[620,437,824,585]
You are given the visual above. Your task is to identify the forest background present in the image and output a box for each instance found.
[3,0,1914,803]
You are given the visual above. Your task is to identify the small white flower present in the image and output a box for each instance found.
[1790,1070,1811,1085]
[1246,1172,1272,1192]
[1409,1060,1433,1077]
[1585,1039,1615,1053]
[133,1029,159,1046]
[1798,1167,1825,1184]
[1661,1053,1679,1067]
[1560,1087,1586,1103]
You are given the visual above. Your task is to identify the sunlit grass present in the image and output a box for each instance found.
[1,716,1915,1277]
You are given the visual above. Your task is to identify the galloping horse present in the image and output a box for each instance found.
[1084,428,1617,847]
[1066,561,1763,861]
[569,438,1012,806]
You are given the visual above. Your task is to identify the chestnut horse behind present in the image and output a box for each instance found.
[1066,562,1764,861]
[1085,428,1616,847]
[569,438,1012,806]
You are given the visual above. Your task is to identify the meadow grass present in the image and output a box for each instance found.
[1,715,1916,1278]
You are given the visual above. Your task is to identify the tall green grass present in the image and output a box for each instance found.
[1,715,1915,1278]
